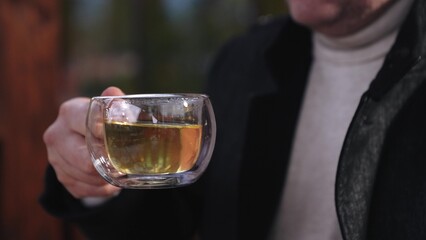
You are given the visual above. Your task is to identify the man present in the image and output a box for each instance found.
[41,0,426,239]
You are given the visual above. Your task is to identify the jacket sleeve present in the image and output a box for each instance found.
[39,165,202,240]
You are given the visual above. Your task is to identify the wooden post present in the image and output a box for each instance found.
[0,0,82,239]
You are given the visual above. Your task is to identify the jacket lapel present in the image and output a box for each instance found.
[336,1,426,239]
[237,20,312,239]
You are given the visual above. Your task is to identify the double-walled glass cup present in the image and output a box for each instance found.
[86,94,216,189]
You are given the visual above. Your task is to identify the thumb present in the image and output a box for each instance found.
[101,86,125,96]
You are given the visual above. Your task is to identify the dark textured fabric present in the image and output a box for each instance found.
[336,1,426,239]
[39,1,426,239]
[41,165,202,239]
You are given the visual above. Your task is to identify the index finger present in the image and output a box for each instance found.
[59,97,91,136]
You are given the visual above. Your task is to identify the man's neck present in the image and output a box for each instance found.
[315,0,414,50]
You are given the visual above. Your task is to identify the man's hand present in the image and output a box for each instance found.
[43,87,124,199]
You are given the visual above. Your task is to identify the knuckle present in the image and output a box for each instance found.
[70,186,98,199]
[58,101,73,119]
[69,190,84,199]
[58,178,84,199]
[48,155,58,166]
[104,186,120,196]
[43,125,57,145]
[55,172,70,186]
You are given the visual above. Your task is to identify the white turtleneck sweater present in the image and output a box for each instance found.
[269,0,414,239]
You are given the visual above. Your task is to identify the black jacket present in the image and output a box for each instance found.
[40,1,426,239]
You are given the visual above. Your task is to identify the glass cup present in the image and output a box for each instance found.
[86,94,216,189]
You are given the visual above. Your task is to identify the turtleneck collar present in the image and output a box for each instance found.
[313,0,414,64]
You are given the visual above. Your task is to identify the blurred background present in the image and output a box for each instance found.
[64,0,287,96]
[0,0,286,239]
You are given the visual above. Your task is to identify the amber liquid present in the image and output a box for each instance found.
[104,121,202,174]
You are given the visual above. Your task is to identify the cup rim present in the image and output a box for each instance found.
[91,93,209,100]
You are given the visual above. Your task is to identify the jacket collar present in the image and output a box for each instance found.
[264,0,426,101]
[335,1,426,239]
[367,0,425,100]
[255,0,426,239]
[236,18,313,239]
[264,18,312,91]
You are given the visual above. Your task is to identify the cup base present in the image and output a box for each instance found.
[102,173,198,189]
